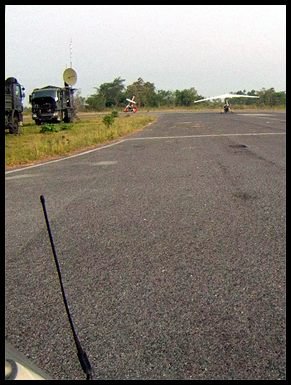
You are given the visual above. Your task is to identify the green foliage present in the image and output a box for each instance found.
[175,88,199,106]
[102,113,115,128]
[110,110,119,118]
[156,89,175,107]
[39,122,74,133]
[86,93,106,111]
[102,110,118,128]
[39,123,58,133]
[126,77,157,108]
[85,76,286,110]
[99,77,125,107]
[86,77,125,110]
[257,88,286,107]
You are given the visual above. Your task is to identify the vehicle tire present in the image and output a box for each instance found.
[9,115,19,134]
[64,116,73,123]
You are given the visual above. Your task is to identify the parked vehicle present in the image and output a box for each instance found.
[29,85,77,125]
[5,77,25,134]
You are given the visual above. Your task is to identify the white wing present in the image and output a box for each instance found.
[194,94,259,103]
[126,96,135,103]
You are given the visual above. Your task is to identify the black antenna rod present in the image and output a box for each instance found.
[40,195,93,380]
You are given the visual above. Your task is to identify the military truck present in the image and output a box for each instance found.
[5,77,25,134]
[29,85,77,125]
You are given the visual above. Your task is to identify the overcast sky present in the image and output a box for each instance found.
[5,5,286,106]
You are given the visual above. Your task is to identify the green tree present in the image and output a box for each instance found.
[175,87,198,106]
[126,77,157,108]
[98,77,125,107]
[86,77,125,110]
[85,76,285,110]
[257,88,276,107]
[231,90,247,105]
[274,91,286,107]
[86,92,106,111]
[156,89,175,107]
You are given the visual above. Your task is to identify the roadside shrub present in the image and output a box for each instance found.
[111,110,118,118]
[39,123,58,133]
[102,113,115,128]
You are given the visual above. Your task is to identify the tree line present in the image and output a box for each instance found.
[74,77,286,111]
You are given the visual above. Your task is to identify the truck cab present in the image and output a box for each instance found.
[29,85,76,125]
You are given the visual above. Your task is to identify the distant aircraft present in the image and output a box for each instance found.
[124,96,138,113]
[194,93,260,113]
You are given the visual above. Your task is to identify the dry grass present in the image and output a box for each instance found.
[5,114,156,168]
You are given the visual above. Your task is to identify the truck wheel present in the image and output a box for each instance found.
[64,116,74,123]
[9,116,19,134]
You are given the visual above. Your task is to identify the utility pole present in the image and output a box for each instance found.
[70,38,73,68]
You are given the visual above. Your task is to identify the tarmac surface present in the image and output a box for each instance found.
[5,111,286,380]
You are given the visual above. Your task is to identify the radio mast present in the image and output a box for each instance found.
[70,38,73,68]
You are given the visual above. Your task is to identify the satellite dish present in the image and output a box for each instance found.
[63,68,77,86]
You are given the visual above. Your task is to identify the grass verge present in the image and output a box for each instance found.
[5,114,156,169]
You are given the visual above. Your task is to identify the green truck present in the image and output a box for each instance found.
[29,85,77,125]
[5,77,25,134]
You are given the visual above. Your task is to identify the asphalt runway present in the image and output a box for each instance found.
[5,111,286,380]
